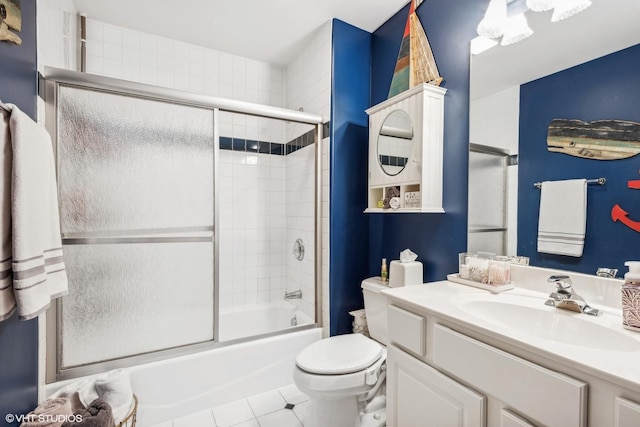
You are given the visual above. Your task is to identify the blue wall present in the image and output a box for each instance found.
[0,0,40,423]
[519,44,640,275]
[329,20,372,335]
[368,1,485,282]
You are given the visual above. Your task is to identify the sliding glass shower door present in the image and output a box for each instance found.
[56,86,215,369]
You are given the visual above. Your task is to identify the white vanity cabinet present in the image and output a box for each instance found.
[365,83,446,213]
[387,345,485,427]
[386,302,586,427]
[615,397,640,427]
[383,275,640,427]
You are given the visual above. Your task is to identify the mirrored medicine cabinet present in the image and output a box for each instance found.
[365,83,446,213]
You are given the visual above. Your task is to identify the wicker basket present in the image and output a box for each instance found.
[115,395,138,427]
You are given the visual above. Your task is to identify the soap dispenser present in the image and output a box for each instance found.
[622,261,640,331]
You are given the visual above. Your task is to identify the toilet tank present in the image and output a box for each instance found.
[361,277,390,345]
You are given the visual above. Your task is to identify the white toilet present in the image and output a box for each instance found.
[293,278,389,427]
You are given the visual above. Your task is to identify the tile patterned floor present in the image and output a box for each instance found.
[150,384,309,427]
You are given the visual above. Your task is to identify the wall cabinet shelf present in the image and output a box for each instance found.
[365,83,446,213]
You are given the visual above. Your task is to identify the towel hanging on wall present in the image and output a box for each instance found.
[537,179,587,257]
[0,100,68,322]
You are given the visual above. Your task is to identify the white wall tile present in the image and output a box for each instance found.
[41,12,331,334]
[102,23,123,45]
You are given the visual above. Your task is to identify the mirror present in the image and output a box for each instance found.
[468,0,640,261]
[377,110,414,176]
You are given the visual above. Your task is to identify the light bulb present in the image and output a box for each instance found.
[477,0,508,39]
[526,0,556,12]
[551,0,592,22]
[500,13,534,46]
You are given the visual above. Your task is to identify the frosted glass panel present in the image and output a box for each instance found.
[468,231,506,255]
[60,242,214,368]
[468,151,507,229]
[57,86,214,235]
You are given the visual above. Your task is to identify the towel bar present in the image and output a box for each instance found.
[534,177,606,189]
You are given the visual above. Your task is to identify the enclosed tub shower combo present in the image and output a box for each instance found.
[41,67,324,425]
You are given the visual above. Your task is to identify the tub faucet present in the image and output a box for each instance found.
[544,275,602,316]
[284,290,302,300]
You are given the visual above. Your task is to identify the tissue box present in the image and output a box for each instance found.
[389,260,423,288]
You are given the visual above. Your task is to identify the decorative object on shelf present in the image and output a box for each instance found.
[388,0,442,99]
[383,186,400,209]
[389,196,401,209]
[0,0,22,45]
[404,191,421,208]
[547,118,640,160]
[366,84,446,213]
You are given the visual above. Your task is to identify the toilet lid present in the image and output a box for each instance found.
[296,334,383,375]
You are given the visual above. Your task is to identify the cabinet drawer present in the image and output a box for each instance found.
[615,397,640,427]
[388,305,426,356]
[433,324,587,427]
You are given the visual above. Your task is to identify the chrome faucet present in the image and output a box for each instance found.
[544,275,602,316]
[284,290,302,300]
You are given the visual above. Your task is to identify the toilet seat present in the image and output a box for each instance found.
[296,334,383,375]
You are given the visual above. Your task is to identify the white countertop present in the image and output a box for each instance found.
[382,278,640,392]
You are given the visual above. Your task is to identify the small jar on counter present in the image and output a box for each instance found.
[488,256,511,285]
[622,261,640,331]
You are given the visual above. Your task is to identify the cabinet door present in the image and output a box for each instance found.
[501,409,536,427]
[615,397,640,427]
[387,345,485,427]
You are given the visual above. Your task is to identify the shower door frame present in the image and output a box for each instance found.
[467,142,511,255]
[42,67,324,383]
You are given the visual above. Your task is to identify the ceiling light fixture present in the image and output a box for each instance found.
[525,0,556,12]
[475,0,593,51]
[551,0,592,22]
[477,0,508,39]
[500,13,534,46]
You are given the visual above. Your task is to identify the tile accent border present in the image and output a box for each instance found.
[220,121,330,156]
[379,155,408,167]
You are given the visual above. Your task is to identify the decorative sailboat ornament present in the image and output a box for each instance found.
[388,0,442,99]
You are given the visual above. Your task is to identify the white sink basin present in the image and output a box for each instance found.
[454,292,640,352]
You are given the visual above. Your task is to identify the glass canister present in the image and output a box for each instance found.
[488,256,511,285]
[622,261,640,331]
[468,253,494,284]
[458,252,476,279]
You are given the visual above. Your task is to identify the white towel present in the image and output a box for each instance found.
[93,369,134,424]
[0,103,68,321]
[537,179,587,257]
[0,107,15,321]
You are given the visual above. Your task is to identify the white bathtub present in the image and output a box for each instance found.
[219,301,314,342]
[46,303,321,426]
